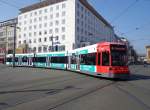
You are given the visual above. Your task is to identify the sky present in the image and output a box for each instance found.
[0,0,150,55]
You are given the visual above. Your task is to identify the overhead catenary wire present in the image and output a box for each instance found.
[7,0,24,6]
[0,0,20,9]
[111,0,139,24]
[119,21,150,36]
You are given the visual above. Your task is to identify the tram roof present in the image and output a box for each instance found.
[98,42,126,46]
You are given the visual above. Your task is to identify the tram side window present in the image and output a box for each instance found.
[15,57,18,62]
[80,53,96,65]
[22,56,28,62]
[51,56,67,63]
[98,53,101,65]
[102,52,109,66]
[71,56,76,64]
[35,57,46,63]
[7,58,12,62]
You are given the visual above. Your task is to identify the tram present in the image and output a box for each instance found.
[6,42,130,79]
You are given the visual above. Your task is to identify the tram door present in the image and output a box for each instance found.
[18,57,22,66]
[76,55,80,70]
[28,57,33,66]
[46,57,51,67]
[68,56,71,69]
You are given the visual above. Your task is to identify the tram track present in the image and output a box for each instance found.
[115,83,150,110]
[0,67,86,89]
[0,74,114,110]
[47,81,116,110]
[0,72,99,109]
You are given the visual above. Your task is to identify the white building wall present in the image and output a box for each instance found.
[17,0,114,53]
[17,0,75,53]
[75,0,114,48]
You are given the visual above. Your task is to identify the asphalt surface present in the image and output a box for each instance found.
[0,64,150,110]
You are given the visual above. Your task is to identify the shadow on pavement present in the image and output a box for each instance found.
[128,74,150,81]
[0,85,80,95]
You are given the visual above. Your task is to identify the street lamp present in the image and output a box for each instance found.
[10,25,21,68]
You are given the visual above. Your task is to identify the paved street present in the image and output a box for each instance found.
[0,64,150,110]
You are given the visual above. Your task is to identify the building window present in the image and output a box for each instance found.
[18,41,21,44]
[77,18,80,24]
[49,37,52,41]
[44,16,47,20]
[50,22,53,27]
[44,9,47,13]
[19,16,22,20]
[44,37,47,42]
[23,40,26,44]
[30,13,32,17]
[62,19,65,24]
[56,13,59,18]
[24,21,27,25]
[39,24,42,28]
[33,47,36,52]
[62,27,65,32]
[30,19,32,23]
[34,11,37,15]
[34,18,37,22]
[50,14,53,19]
[38,47,42,53]
[39,10,42,14]
[62,35,65,40]
[44,31,47,35]
[62,11,66,16]
[62,3,66,8]
[38,38,41,42]
[50,7,53,12]
[55,20,59,26]
[24,27,27,31]
[34,25,37,29]
[43,46,47,52]
[34,32,36,36]
[81,6,84,12]
[55,28,59,33]
[49,29,53,34]
[77,3,80,9]
[56,5,59,10]
[44,23,47,27]
[19,22,21,26]
[29,39,32,43]
[34,39,36,43]
[77,11,80,17]
[29,33,32,37]
[39,17,42,21]
[60,45,65,51]
[39,31,42,36]
[24,14,27,18]
[29,26,32,30]
[55,36,59,40]
[19,35,21,38]
[24,34,26,37]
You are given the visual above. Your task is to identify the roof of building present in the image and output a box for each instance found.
[146,46,150,48]
[20,0,112,28]
[20,0,65,13]
[79,0,112,28]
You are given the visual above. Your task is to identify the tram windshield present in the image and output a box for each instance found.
[111,45,127,66]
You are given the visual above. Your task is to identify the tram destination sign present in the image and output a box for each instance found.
[0,18,17,27]
[111,45,127,51]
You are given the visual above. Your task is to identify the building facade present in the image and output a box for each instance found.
[146,46,150,63]
[0,18,17,56]
[17,0,115,53]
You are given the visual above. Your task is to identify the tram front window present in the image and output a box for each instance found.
[102,52,110,66]
[111,50,127,66]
